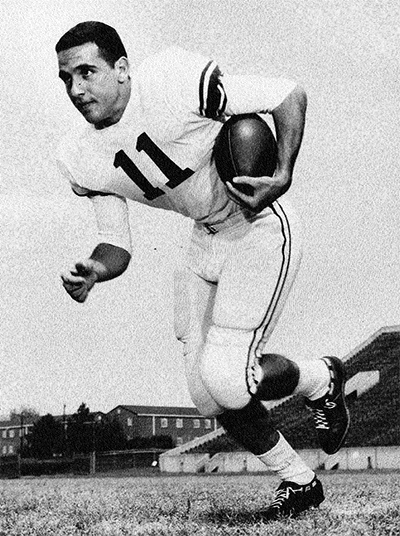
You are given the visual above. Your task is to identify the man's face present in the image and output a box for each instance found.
[58,42,127,128]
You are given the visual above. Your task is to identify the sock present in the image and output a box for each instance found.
[217,398,279,455]
[258,432,315,485]
[293,357,331,401]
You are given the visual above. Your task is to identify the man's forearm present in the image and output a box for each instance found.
[272,84,307,178]
[90,243,131,282]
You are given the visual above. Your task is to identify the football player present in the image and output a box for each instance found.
[56,21,350,520]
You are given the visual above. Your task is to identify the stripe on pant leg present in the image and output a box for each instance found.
[245,201,292,395]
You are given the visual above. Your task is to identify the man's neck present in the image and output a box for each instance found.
[95,82,132,130]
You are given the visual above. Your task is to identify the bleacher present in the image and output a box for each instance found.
[189,326,400,454]
[344,329,400,447]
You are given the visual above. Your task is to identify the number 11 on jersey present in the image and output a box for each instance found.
[114,132,194,200]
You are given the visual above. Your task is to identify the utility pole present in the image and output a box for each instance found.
[88,420,96,475]
[19,414,24,455]
[62,404,67,457]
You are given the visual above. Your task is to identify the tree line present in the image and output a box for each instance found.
[18,403,173,459]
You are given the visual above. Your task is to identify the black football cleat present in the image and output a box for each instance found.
[306,356,350,455]
[260,476,324,521]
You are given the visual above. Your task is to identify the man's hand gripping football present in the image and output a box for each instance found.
[226,170,291,212]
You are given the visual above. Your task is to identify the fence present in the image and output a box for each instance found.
[0,449,164,478]
[0,455,20,479]
[95,449,160,473]
[5,447,397,478]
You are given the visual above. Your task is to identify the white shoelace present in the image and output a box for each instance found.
[271,489,289,507]
[313,408,330,429]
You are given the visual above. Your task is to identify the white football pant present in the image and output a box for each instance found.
[174,195,302,417]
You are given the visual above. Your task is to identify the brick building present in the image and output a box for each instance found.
[107,405,218,446]
[0,405,219,455]
[0,418,34,456]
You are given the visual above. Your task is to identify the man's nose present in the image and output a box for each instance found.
[70,77,85,97]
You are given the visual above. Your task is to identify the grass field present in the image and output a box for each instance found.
[0,471,399,536]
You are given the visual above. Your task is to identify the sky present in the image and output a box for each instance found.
[0,0,399,418]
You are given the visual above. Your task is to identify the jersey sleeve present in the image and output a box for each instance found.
[56,141,132,253]
[90,194,132,254]
[56,157,92,197]
[198,58,227,119]
[137,46,227,120]
[56,134,95,197]
[139,47,296,120]
[222,74,297,115]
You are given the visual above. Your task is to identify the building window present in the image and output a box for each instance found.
[127,418,133,427]
[193,419,200,429]
[117,408,121,414]
[176,437,183,445]
[9,430,15,438]
[2,446,7,455]
[8,446,14,454]
[176,418,183,428]
[2,430,6,439]
[205,419,212,429]
[161,418,168,428]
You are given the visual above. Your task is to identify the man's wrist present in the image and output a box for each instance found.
[88,259,108,283]
[273,170,292,195]
[275,166,292,182]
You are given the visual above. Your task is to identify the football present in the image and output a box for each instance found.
[213,114,278,195]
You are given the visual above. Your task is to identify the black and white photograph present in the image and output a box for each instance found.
[0,1,398,534]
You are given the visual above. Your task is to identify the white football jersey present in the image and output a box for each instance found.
[57,47,295,252]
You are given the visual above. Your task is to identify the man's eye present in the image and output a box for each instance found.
[81,68,94,78]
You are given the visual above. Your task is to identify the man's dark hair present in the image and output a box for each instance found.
[55,21,127,66]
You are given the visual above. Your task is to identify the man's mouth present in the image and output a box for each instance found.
[75,101,95,112]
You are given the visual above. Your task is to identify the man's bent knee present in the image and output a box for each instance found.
[253,353,299,400]
[184,353,225,417]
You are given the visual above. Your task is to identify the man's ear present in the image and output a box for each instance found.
[115,57,130,83]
